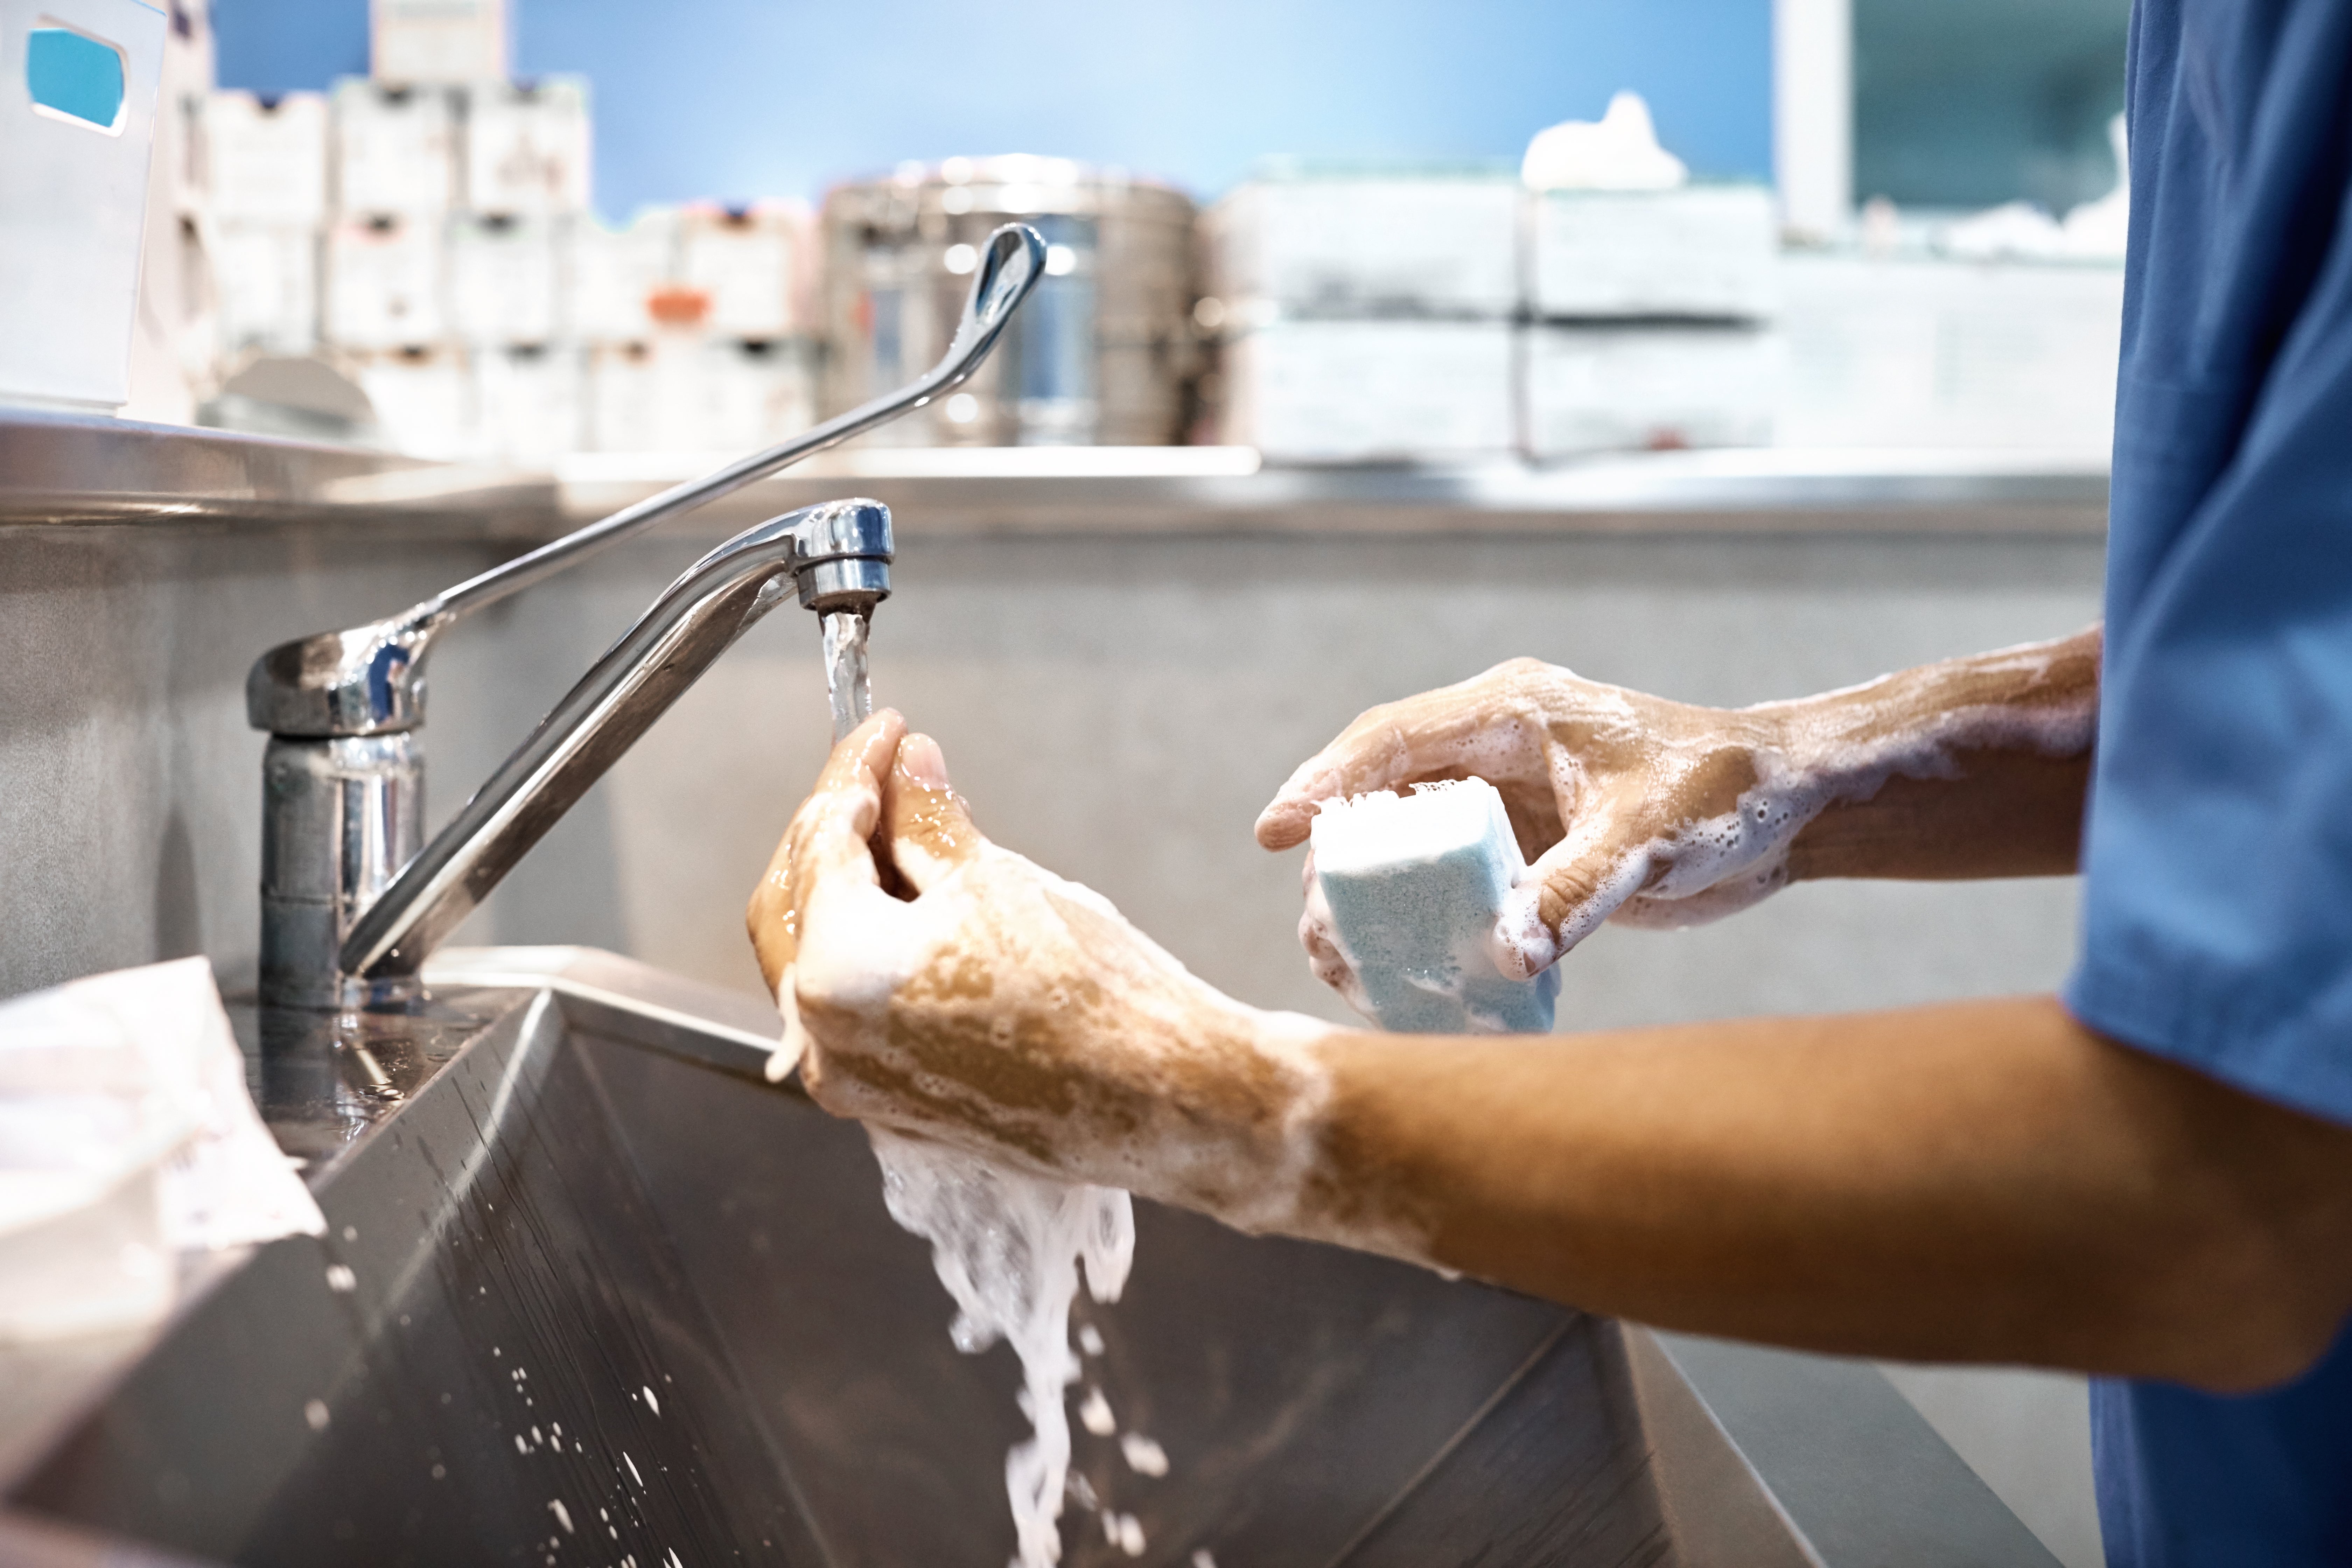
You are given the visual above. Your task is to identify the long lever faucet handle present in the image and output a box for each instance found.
[246,223,1045,741]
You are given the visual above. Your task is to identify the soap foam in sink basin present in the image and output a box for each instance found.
[1309,778,1559,1035]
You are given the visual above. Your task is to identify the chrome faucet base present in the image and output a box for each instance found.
[259,734,423,1009]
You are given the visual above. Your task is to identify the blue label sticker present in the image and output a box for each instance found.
[27,26,126,131]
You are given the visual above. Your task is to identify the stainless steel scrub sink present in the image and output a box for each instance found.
[0,950,2060,1568]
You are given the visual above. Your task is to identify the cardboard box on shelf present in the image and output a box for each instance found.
[1220,318,1513,462]
[208,222,320,355]
[371,0,506,85]
[352,345,474,458]
[1521,323,1779,458]
[565,212,677,342]
[195,91,330,224]
[1528,184,1779,321]
[474,342,583,461]
[331,79,457,216]
[679,203,811,340]
[1207,175,1520,318]
[448,213,558,345]
[324,213,445,349]
[463,78,590,216]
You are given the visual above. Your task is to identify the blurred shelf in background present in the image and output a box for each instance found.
[0,409,2104,540]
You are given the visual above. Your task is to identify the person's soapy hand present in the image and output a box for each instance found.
[1256,637,2101,983]
[1258,659,1802,983]
[748,712,1337,1233]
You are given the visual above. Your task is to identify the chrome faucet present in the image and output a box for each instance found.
[248,225,1046,1009]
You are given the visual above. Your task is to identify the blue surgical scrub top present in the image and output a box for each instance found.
[2061,1,2352,1562]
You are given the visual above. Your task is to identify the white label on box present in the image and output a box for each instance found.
[464,79,590,216]
[680,207,806,339]
[475,344,582,460]
[1521,324,1780,457]
[372,0,507,85]
[1209,178,1521,316]
[566,214,676,341]
[587,342,661,451]
[332,82,456,216]
[197,92,329,224]
[449,216,557,344]
[1224,319,1513,461]
[702,340,815,450]
[1777,254,2121,452]
[355,347,475,458]
[326,215,446,348]
[209,222,319,352]
[1530,185,1780,320]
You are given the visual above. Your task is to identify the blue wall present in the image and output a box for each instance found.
[215,0,1771,219]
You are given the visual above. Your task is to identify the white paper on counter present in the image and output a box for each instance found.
[0,957,324,1340]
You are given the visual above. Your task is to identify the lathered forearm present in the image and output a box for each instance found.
[1258,995,2352,1393]
[1773,626,2101,882]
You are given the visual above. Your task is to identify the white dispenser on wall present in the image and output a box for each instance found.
[0,0,167,410]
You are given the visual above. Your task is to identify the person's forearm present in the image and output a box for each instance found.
[1770,626,2100,881]
[1261,995,2352,1392]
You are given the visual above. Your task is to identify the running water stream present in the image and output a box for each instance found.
[819,609,1147,1566]
[820,610,872,742]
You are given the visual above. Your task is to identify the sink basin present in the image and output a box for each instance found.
[0,949,2058,1568]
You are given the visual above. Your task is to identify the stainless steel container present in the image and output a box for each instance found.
[821,156,1199,446]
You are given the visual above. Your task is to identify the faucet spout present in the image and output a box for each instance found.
[244,223,1040,742]
[259,499,891,1009]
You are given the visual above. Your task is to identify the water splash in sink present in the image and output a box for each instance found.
[870,1127,1136,1567]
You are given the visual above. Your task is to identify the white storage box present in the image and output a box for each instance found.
[1529,184,1779,321]
[679,202,810,339]
[1778,253,2123,453]
[1522,324,1779,458]
[331,78,456,216]
[324,212,444,348]
[463,77,589,216]
[1222,319,1513,462]
[1208,175,1520,317]
[0,0,168,408]
[702,337,816,451]
[353,344,473,457]
[587,337,720,452]
[448,212,557,344]
[566,211,676,341]
[586,340,659,450]
[474,342,581,460]
[371,0,505,85]
[194,90,328,224]
[208,221,319,354]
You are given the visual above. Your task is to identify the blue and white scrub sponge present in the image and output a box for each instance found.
[1308,778,1560,1035]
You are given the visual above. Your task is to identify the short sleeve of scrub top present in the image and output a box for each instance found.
[2062,2,2352,1564]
